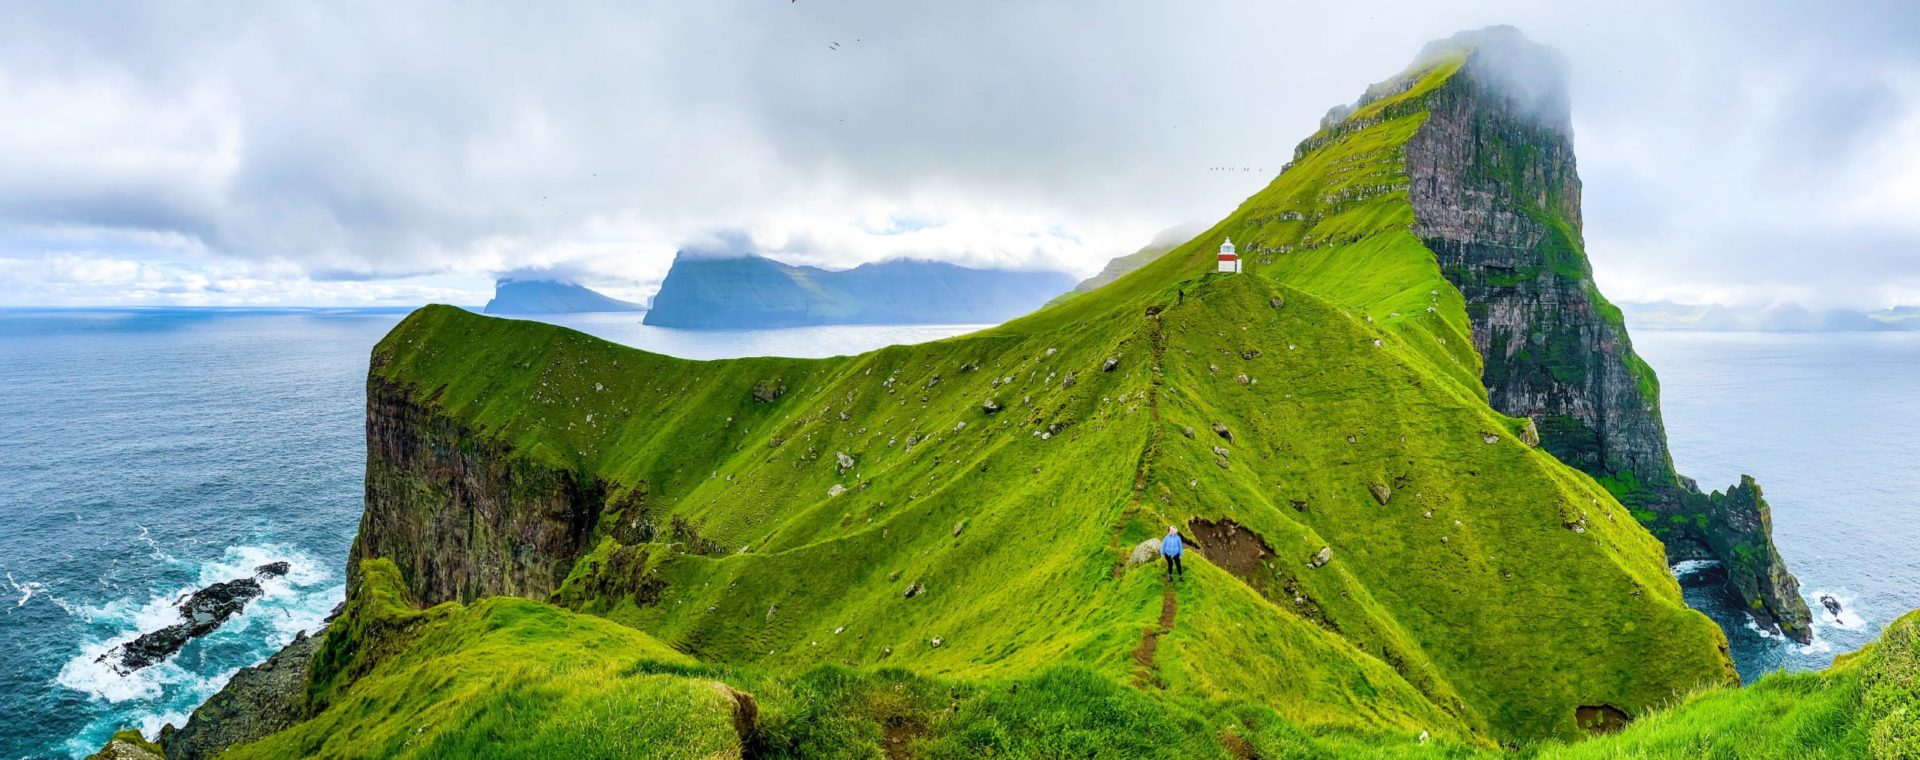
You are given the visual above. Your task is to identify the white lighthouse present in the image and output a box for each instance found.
[1217,237,1240,274]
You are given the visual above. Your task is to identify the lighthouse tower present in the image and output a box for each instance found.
[1217,237,1240,274]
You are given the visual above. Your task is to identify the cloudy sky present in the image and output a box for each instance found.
[1,1,1916,308]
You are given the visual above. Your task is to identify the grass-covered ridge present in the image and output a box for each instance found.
[175,35,1918,760]
[236,562,1919,758]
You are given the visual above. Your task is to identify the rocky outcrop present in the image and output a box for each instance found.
[96,562,289,674]
[163,627,325,760]
[85,731,163,760]
[354,375,606,606]
[1401,27,1812,642]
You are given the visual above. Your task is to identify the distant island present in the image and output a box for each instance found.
[643,253,1075,328]
[1620,301,1920,332]
[1050,220,1210,305]
[482,279,646,315]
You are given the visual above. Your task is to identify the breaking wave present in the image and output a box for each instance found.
[51,543,342,756]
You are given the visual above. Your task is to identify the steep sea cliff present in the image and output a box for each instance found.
[106,27,1916,759]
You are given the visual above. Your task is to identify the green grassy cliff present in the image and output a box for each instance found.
[131,26,1915,760]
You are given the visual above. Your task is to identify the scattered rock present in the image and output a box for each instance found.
[1045,348,1057,356]
[1212,446,1230,458]
[1211,422,1232,442]
[1289,500,1308,512]
[1061,372,1077,389]
[953,421,966,432]
[1308,546,1332,568]
[1518,418,1541,447]
[952,521,966,537]
[1241,349,1261,360]
[766,604,779,622]
[1102,356,1120,372]
[929,637,944,648]
[1372,339,1384,347]
[751,379,785,403]
[1128,540,1161,566]
[1269,296,1285,309]
[925,375,940,389]
[960,361,979,372]
[982,399,1003,414]
[903,583,925,598]
[882,646,893,657]
[1182,426,1195,439]
[1367,482,1392,505]
[1481,432,1500,445]
[827,484,847,498]
[1234,373,1251,385]
[835,452,856,471]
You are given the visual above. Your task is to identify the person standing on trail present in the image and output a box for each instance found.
[1160,526,1185,582]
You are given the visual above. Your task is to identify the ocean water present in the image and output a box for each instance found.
[0,308,987,760]
[1633,330,1920,683]
[0,310,1911,756]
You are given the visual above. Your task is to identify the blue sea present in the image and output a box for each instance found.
[0,310,1913,757]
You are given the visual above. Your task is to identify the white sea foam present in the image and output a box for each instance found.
[135,525,174,563]
[1669,559,1722,578]
[55,543,341,707]
[8,572,45,608]
[1808,589,1867,630]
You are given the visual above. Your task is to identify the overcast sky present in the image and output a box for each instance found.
[1,1,1916,308]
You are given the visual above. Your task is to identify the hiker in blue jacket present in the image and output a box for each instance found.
[1160,526,1184,581]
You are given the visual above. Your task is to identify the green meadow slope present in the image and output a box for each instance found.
[135,26,1917,760]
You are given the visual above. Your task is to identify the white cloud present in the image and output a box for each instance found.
[0,1,1914,307]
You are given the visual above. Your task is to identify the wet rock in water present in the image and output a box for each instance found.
[1368,482,1392,505]
[98,566,282,675]
[1128,539,1161,566]
[1308,546,1332,569]
[1821,594,1843,618]
[1211,422,1232,442]
[1102,356,1120,372]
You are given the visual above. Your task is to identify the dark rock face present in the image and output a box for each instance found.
[1402,30,1812,643]
[163,628,324,760]
[355,375,607,606]
[97,563,289,674]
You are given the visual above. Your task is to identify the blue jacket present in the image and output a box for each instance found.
[1161,533,1183,557]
